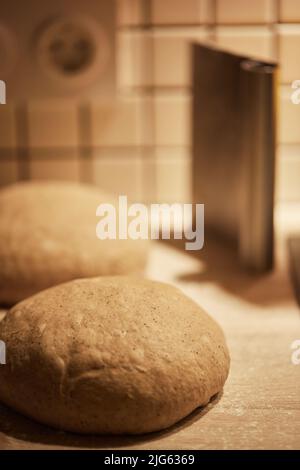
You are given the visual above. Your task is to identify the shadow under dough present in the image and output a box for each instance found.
[0,393,222,449]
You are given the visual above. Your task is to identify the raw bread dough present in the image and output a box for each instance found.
[0,181,148,305]
[0,276,230,434]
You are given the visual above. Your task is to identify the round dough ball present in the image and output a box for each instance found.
[0,277,230,435]
[0,181,148,305]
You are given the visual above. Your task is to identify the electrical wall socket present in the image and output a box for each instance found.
[1,0,116,101]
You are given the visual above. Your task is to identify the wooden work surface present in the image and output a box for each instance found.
[0,204,300,450]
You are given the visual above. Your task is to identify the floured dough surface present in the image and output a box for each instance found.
[0,181,148,305]
[0,276,230,435]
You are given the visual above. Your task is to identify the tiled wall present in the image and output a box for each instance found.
[1,0,300,203]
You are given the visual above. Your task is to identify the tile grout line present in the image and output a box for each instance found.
[140,0,157,203]
[78,102,93,184]
[14,103,30,181]
[272,0,281,61]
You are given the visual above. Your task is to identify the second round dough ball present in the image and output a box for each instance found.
[0,181,148,305]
